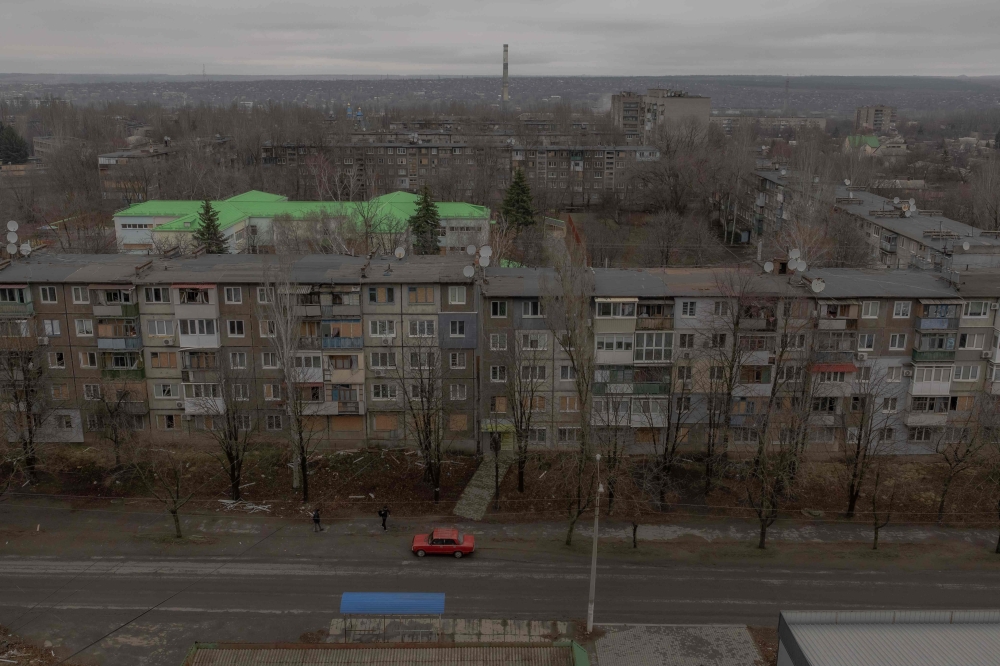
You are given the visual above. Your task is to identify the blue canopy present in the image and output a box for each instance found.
[339,592,445,615]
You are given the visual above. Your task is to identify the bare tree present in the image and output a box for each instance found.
[970,154,1000,230]
[494,322,547,493]
[932,395,995,522]
[132,447,195,539]
[739,444,796,550]
[87,377,144,469]
[869,455,896,551]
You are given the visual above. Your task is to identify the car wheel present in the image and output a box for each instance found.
[454,551,463,559]
[416,550,426,557]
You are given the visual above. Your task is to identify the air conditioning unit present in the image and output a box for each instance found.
[982,351,993,359]
[381,338,390,346]
[36,336,49,345]
[163,339,175,346]
[182,414,193,421]
[856,352,868,361]
[903,369,914,377]
[175,401,184,408]
[991,303,999,311]
[374,369,385,377]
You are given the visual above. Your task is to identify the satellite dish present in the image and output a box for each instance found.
[789,248,801,259]
[19,243,31,256]
[462,265,475,278]
[780,169,787,176]
[904,210,912,218]
[5,243,16,255]
[813,176,820,183]
[6,231,17,243]
[893,197,900,204]
[963,241,971,251]
[480,245,493,258]
[466,244,477,256]
[909,198,916,206]
[394,246,405,259]
[798,261,808,272]
[811,278,826,293]
[6,220,17,232]
[844,179,851,186]
[479,256,490,268]
[763,261,774,273]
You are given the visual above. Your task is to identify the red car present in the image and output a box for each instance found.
[412,528,476,558]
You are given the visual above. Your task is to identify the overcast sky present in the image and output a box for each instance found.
[2,0,998,76]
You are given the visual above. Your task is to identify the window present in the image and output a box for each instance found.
[811,397,838,413]
[368,286,395,304]
[521,332,547,349]
[263,384,282,401]
[490,396,507,413]
[227,320,245,337]
[224,287,242,304]
[42,319,61,336]
[408,319,435,337]
[676,396,692,412]
[596,334,633,351]
[858,334,875,351]
[892,301,911,318]
[963,301,989,318]
[850,396,868,413]
[266,414,283,431]
[407,286,434,304]
[522,300,543,317]
[147,319,174,336]
[558,427,581,443]
[369,320,396,337]
[634,332,671,361]
[449,352,467,369]
[144,287,170,303]
[886,366,902,382]
[72,286,89,304]
[75,319,94,336]
[252,287,273,305]
[959,333,985,350]
[183,383,221,399]
[329,355,357,370]
[262,352,279,368]
[908,427,935,442]
[450,320,466,337]
[154,383,177,398]
[954,365,980,381]
[294,355,322,368]
[514,361,546,382]
[880,397,898,413]
[79,351,98,368]
[48,352,65,369]
[449,384,467,400]
[448,286,466,305]
[83,384,101,400]
[370,352,397,369]
[889,333,907,350]
[50,383,69,400]
[233,385,250,401]
[39,286,57,303]
[559,395,579,412]
[817,371,846,383]
[560,365,576,381]
[861,301,879,318]
[409,351,432,369]
[179,319,216,336]
[596,301,636,317]
[157,414,177,430]
[680,301,697,317]
[372,384,397,400]
[490,365,507,382]
[489,333,507,351]
[678,333,695,349]
[713,301,730,317]
[528,428,547,443]
[740,366,772,384]
[711,333,727,349]
[491,301,507,317]
[914,366,952,383]
[149,351,177,368]
[781,333,807,351]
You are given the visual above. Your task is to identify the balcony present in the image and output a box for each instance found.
[905,412,948,427]
[338,401,361,414]
[298,336,323,350]
[97,337,142,350]
[184,397,225,415]
[912,349,956,363]
[880,240,898,253]
[181,369,218,382]
[0,302,33,317]
[178,332,220,349]
[633,382,671,395]
[817,319,857,330]
[741,318,777,332]
[635,317,673,331]
[322,336,364,349]
[322,304,362,318]
[294,305,322,318]
[93,303,139,317]
[101,367,145,380]
[916,317,960,330]
[593,383,634,396]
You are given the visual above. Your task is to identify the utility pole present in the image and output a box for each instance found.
[586,453,602,633]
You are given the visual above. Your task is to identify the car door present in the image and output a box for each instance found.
[441,538,456,553]
[428,538,444,554]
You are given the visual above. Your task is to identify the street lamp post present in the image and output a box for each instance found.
[587,453,602,633]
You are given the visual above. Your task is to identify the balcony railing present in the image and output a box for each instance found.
[101,368,145,380]
[97,337,142,350]
[0,302,33,316]
[880,240,898,253]
[633,382,672,395]
[298,336,323,350]
[338,401,361,414]
[911,349,956,362]
[916,317,960,330]
[322,336,364,349]
[635,317,673,330]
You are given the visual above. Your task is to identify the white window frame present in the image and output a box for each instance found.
[43,319,61,336]
[491,300,507,318]
[450,320,466,337]
[449,384,468,401]
[489,333,507,351]
[680,301,697,317]
[963,301,989,318]
[449,352,467,369]
[858,333,875,351]
[79,351,98,368]
[224,287,243,304]
[228,320,245,337]
[257,287,274,304]
[230,351,247,369]
[522,300,544,318]
[39,286,58,303]
[72,286,89,304]
[861,301,879,318]
[889,333,907,350]
[369,320,396,338]
[892,301,911,318]
[260,320,276,337]
[448,286,467,305]
[75,319,94,336]
[262,352,279,369]
[490,365,507,382]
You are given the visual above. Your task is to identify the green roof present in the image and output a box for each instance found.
[116,190,490,234]
[846,135,880,149]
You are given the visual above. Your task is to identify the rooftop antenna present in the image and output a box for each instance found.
[784,76,790,112]
[502,44,509,106]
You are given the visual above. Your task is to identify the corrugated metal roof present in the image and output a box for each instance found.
[340,593,445,615]
[189,645,574,666]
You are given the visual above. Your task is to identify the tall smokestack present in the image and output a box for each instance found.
[502,44,509,104]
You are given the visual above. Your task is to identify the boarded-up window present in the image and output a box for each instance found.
[635,428,656,444]
[374,413,399,431]
[150,351,177,368]
[331,415,363,432]
[449,414,468,431]
[304,416,326,432]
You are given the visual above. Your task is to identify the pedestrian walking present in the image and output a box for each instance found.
[312,508,323,532]
[378,506,390,531]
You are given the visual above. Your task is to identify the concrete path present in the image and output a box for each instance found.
[453,452,515,520]
[595,625,760,666]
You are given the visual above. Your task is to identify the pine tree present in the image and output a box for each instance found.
[193,199,227,254]
[501,168,535,228]
[0,124,29,165]
[409,186,441,255]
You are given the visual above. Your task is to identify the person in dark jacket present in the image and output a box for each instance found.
[377,506,389,531]
[312,508,323,532]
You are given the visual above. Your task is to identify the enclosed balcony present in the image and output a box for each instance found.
[916,317,960,330]
[0,301,33,317]
[912,349,956,362]
[322,336,364,349]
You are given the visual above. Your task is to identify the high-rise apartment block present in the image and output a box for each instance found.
[611,89,711,144]
[855,105,897,134]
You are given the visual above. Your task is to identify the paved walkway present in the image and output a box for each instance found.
[453,452,515,520]
[595,625,760,666]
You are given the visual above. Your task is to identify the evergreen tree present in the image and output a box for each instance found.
[409,186,441,255]
[501,168,535,228]
[0,124,29,165]
[193,199,227,254]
